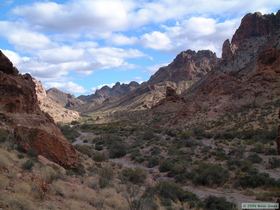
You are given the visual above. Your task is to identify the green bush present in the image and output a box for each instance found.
[159,159,173,172]
[150,146,161,155]
[204,196,237,210]
[268,157,280,169]
[59,125,80,142]
[75,145,94,157]
[22,159,34,171]
[192,164,229,187]
[109,142,127,158]
[153,181,200,205]
[238,170,276,188]
[247,154,262,164]
[98,166,114,188]
[121,168,147,185]
[147,156,159,168]
[0,129,9,143]
[92,152,108,162]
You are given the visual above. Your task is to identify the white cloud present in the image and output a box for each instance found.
[109,34,138,46]
[0,21,51,50]
[45,81,86,94]
[141,31,172,50]
[141,17,240,56]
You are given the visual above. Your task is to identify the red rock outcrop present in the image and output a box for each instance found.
[151,11,280,127]
[0,50,78,168]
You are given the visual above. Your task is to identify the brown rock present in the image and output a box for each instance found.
[0,51,78,168]
[222,39,234,61]
[0,50,18,75]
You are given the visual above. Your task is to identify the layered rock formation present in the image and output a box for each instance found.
[34,81,80,123]
[47,88,84,109]
[0,51,78,168]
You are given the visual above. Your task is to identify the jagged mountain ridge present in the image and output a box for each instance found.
[76,49,218,113]
[152,11,280,129]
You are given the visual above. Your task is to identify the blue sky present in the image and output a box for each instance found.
[0,0,279,95]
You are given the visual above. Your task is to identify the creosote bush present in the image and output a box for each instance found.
[192,164,229,187]
[121,168,147,185]
[204,196,237,210]
[22,159,34,171]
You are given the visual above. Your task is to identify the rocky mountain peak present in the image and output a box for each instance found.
[149,49,218,84]
[232,11,280,46]
[0,50,19,75]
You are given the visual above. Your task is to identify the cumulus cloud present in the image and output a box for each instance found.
[141,17,240,56]
[141,31,172,50]
[109,34,138,46]
[0,21,51,50]
[45,81,87,94]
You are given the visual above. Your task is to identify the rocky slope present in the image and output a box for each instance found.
[47,88,84,109]
[152,11,280,131]
[80,50,218,113]
[34,82,80,123]
[0,50,78,168]
[77,81,140,112]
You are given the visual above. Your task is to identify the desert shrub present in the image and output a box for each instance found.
[165,129,177,137]
[22,159,34,171]
[27,148,38,158]
[75,145,94,157]
[109,142,127,158]
[268,157,280,169]
[130,150,145,163]
[151,181,201,206]
[192,164,229,187]
[159,159,173,172]
[227,159,242,170]
[95,141,103,151]
[212,148,227,161]
[0,129,9,143]
[92,152,108,162]
[121,168,147,185]
[178,130,192,139]
[67,163,86,176]
[251,143,265,153]
[147,156,159,168]
[204,196,237,210]
[238,170,277,188]
[247,154,262,164]
[150,146,161,155]
[59,125,80,142]
[142,129,155,140]
[3,194,35,210]
[98,166,114,188]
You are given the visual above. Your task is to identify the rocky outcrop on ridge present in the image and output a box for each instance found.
[34,80,80,123]
[0,50,78,168]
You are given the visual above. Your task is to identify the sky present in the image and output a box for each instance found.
[0,0,279,96]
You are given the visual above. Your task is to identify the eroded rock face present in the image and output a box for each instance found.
[149,50,218,84]
[34,79,80,124]
[0,50,78,168]
[0,51,18,75]
[152,11,280,128]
